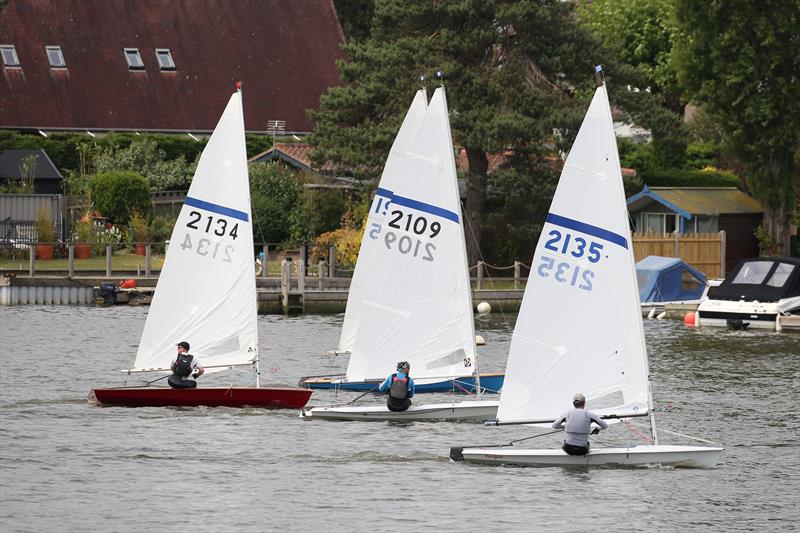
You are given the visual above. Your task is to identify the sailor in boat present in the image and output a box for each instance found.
[167,341,205,389]
[378,361,415,412]
[551,393,609,456]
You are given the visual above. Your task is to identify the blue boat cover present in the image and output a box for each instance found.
[636,256,707,302]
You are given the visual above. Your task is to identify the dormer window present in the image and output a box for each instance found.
[155,48,176,70]
[124,48,144,70]
[46,46,66,68]
[1,45,20,68]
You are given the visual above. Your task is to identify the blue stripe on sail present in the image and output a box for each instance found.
[546,212,627,249]
[184,196,249,222]
[374,188,459,223]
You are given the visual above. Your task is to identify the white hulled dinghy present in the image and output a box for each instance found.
[302,86,499,422]
[92,86,310,409]
[452,70,722,466]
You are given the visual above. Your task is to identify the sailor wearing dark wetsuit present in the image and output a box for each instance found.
[168,341,205,389]
[379,361,415,412]
[552,393,608,455]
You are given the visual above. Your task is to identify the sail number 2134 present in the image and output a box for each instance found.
[180,210,238,262]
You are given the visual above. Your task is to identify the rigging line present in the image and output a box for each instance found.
[655,427,721,445]
[506,429,563,446]
[304,385,380,409]
[460,198,512,331]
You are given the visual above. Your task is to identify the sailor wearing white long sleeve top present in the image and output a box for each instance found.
[552,393,608,455]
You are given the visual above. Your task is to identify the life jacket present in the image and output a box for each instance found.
[172,353,194,377]
[389,374,409,400]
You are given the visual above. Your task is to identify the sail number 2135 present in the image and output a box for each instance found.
[543,229,603,263]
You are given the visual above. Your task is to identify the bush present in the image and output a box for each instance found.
[128,210,150,242]
[249,162,308,244]
[35,207,55,242]
[640,168,742,188]
[89,171,152,224]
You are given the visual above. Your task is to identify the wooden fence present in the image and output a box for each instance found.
[632,231,726,279]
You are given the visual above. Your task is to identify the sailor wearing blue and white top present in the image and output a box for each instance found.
[552,393,608,455]
[379,361,415,412]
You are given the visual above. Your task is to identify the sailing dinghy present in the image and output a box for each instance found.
[453,70,722,466]
[92,87,311,409]
[301,87,499,421]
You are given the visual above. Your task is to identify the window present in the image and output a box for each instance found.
[732,261,773,285]
[766,263,795,288]
[155,48,175,70]
[46,46,66,68]
[640,213,676,234]
[1,45,20,67]
[124,48,144,70]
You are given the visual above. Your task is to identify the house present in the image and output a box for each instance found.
[0,0,345,134]
[0,149,63,194]
[626,186,763,271]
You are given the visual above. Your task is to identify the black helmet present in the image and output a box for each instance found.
[396,361,410,371]
[177,341,190,351]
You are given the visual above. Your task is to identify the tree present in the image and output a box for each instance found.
[249,162,308,245]
[93,138,195,191]
[672,1,800,255]
[312,0,608,264]
[89,171,152,224]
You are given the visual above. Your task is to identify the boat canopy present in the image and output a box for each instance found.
[707,257,800,302]
[636,255,707,303]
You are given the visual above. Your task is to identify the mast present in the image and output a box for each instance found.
[596,64,657,443]
[238,79,261,389]
[438,74,481,397]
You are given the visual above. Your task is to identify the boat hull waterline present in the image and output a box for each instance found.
[457,444,723,468]
[301,400,499,422]
[92,387,312,408]
[300,373,504,394]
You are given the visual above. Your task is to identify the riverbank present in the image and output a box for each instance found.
[0,273,527,313]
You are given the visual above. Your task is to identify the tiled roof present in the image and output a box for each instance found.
[0,0,345,133]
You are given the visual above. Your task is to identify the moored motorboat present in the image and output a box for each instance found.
[696,257,800,331]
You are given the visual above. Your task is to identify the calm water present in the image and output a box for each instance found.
[0,306,798,532]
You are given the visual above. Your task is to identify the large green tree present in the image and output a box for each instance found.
[312,0,614,263]
[672,0,800,255]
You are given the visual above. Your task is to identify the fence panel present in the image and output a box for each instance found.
[632,231,725,279]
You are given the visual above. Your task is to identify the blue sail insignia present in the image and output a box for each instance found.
[376,187,459,223]
[184,196,249,222]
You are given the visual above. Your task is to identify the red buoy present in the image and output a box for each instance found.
[684,312,696,326]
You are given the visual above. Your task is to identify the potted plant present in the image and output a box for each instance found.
[129,210,150,256]
[75,219,93,259]
[35,207,56,260]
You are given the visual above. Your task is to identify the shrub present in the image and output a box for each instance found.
[640,168,742,188]
[89,171,152,224]
[128,210,150,242]
[35,208,55,242]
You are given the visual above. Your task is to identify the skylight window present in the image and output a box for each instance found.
[46,46,66,68]
[1,45,20,68]
[155,48,176,70]
[124,48,144,70]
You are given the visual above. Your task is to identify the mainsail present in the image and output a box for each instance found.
[339,90,428,354]
[133,91,258,373]
[495,84,650,423]
[343,87,477,383]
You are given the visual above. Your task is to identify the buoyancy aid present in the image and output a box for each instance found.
[389,374,409,400]
[172,353,194,377]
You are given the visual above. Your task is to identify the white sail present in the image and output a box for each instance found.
[344,87,477,382]
[496,84,650,423]
[338,90,428,353]
[133,91,258,373]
